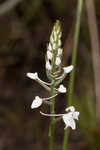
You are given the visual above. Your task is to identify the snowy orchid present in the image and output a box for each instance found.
[31,94,58,109]
[46,61,52,70]
[31,96,43,109]
[63,65,73,74]
[55,57,61,66]
[40,106,79,130]
[27,72,38,80]
[58,84,67,93]
[63,106,79,130]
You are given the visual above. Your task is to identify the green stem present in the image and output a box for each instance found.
[62,0,83,150]
[49,81,56,150]
[36,79,50,92]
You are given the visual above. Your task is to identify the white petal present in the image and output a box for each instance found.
[73,111,80,120]
[47,51,52,60]
[46,61,52,70]
[31,96,42,109]
[65,106,75,112]
[63,65,73,74]
[68,118,76,130]
[27,72,38,80]
[63,113,76,130]
[58,85,67,93]
[55,57,61,66]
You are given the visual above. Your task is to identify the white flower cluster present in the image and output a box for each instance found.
[46,21,63,73]
[26,65,79,130]
[26,21,79,130]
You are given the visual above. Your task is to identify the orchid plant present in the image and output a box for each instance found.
[27,20,79,150]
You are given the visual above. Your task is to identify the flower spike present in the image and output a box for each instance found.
[26,20,79,133]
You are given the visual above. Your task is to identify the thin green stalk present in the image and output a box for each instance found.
[49,82,55,150]
[49,60,56,150]
[62,0,83,150]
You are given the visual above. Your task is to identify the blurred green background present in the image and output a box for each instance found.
[0,0,100,150]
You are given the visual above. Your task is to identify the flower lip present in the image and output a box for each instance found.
[58,84,67,93]
[31,96,43,109]
[63,65,73,74]
[63,113,76,130]
[27,72,38,80]
[63,106,79,130]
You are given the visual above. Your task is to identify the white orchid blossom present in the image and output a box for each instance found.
[63,65,73,74]
[58,84,67,93]
[47,51,53,60]
[58,39,61,47]
[31,94,58,109]
[27,72,38,80]
[55,57,61,66]
[48,43,52,51]
[46,61,52,70]
[57,48,62,56]
[40,106,79,130]
[31,96,43,109]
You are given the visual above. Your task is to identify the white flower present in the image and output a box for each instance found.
[58,84,67,93]
[58,39,61,47]
[26,72,38,80]
[63,65,73,74]
[63,106,79,130]
[55,57,61,66]
[47,51,52,60]
[57,48,62,56]
[31,96,43,109]
[40,105,79,130]
[48,43,52,51]
[63,112,76,130]
[46,61,52,70]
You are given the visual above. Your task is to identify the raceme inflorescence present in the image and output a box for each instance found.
[26,20,79,131]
